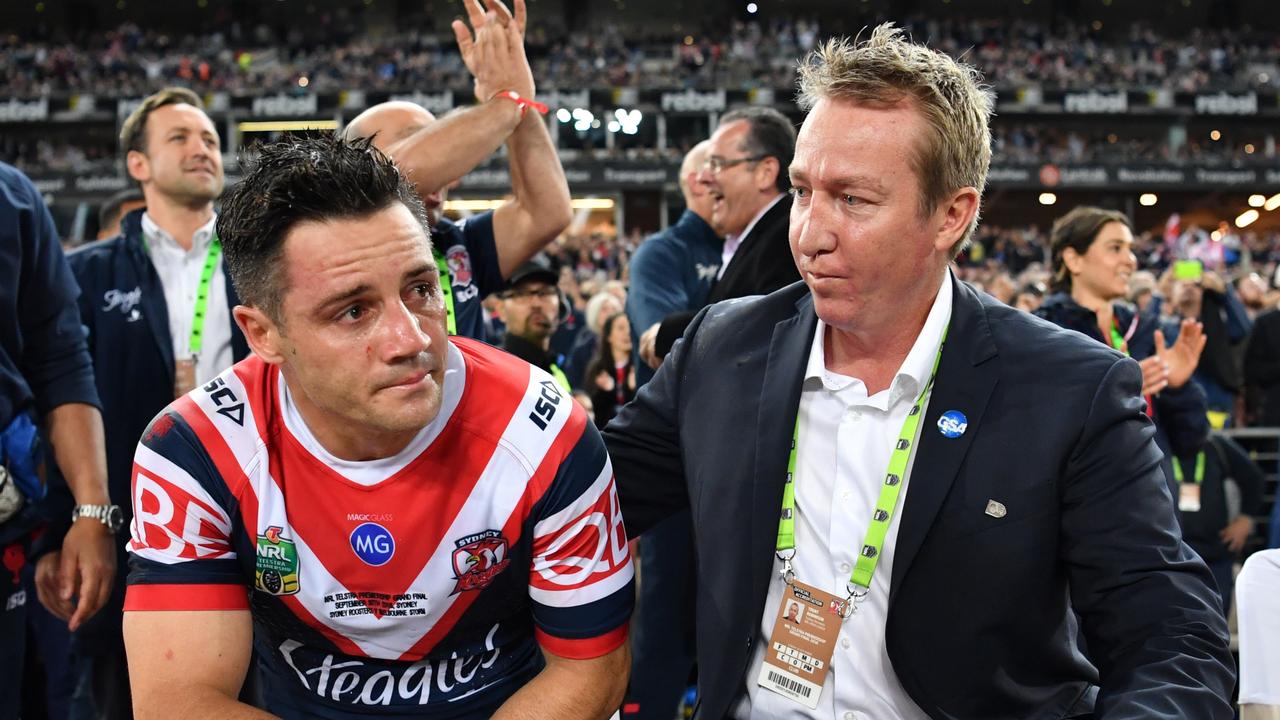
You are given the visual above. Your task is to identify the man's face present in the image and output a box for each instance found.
[788,98,952,333]
[131,103,223,206]
[1068,221,1137,302]
[501,279,560,345]
[270,203,448,452]
[699,119,775,236]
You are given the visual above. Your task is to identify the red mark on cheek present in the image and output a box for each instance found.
[366,345,373,359]
[164,648,175,661]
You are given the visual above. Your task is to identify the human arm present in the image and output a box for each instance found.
[489,11,572,277]
[368,1,530,193]
[123,409,262,718]
[1217,435,1265,552]
[1060,358,1233,717]
[492,644,629,720]
[514,406,633,715]
[123,609,272,720]
[42,402,114,630]
[12,173,113,628]
[1153,318,1205,389]
[603,307,711,537]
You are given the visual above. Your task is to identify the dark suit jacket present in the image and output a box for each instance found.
[654,194,798,358]
[603,277,1233,720]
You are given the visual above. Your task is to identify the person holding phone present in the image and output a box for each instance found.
[1164,260,1254,428]
[1036,206,1212,483]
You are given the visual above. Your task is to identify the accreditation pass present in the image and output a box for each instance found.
[757,579,843,708]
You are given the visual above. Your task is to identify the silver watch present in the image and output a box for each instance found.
[72,504,124,533]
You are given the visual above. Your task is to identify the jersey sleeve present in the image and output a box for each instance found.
[458,211,505,296]
[528,416,635,659]
[124,407,249,612]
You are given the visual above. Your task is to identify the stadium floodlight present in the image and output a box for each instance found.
[1139,194,1158,207]
[1249,195,1267,208]
[556,108,571,123]
[1038,192,1057,206]
[1236,209,1260,228]
[611,108,642,135]
[1210,130,1222,141]
[1265,194,1280,212]
[747,2,758,12]
[1211,231,1223,242]
[571,108,595,132]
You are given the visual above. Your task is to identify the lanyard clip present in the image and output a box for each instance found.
[838,584,869,619]
[776,550,796,586]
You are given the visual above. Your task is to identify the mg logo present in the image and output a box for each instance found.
[350,522,395,566]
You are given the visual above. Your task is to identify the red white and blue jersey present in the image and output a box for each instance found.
[124,337,634,718]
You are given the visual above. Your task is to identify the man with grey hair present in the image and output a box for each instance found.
[604,24,1233,719]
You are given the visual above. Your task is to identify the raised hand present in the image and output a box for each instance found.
[451,0,534,102]
[1155,319,1206,390]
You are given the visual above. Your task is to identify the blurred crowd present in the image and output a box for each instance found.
[3,16,1279,97]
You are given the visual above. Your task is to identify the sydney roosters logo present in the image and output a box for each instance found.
[451,530,510,594]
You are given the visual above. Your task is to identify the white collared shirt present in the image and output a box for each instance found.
[735,271,953,720]
[719,193,785,280]
[142,212,233,384]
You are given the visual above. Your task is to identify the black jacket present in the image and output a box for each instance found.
[654,194,797,358]
[605,277,1233,720]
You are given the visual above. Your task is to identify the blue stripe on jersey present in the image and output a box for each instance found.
[139,407,238,514]
[531,583,634,641]
[129,554,243,587]
[530,419,610,519]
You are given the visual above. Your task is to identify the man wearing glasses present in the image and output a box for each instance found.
[639,107,800,369]
[498,260,573,391]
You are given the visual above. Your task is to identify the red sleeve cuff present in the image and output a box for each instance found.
[124,583,249,611]
[535,623,629,660]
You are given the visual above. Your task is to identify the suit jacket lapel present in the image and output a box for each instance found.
[890,277,1001,597]
[749,294,817,606]
[129,235,176,380]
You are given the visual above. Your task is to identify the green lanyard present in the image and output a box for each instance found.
[777,325,948,608]
[189,237,222,355]
[143,231,222,356]
[1109,322,1128,355]
[434,251,457,336]
[549,364,571,392]
[1172,451,1205,485]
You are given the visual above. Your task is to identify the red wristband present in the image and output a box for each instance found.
[490,90,549,117]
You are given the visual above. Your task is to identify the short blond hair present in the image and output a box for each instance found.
[119,87,205,156]
[797,24,993,254]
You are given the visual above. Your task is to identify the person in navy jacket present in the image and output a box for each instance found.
[50,87,249,718]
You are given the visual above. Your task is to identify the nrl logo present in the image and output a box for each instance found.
[255,525,300,596]
[451,529,510,594]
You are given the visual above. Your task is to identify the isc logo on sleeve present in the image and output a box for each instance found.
[350,522,395,566]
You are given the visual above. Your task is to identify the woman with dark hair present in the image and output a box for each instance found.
[1034,206,1256,608]
[584,312,637,428]
[1036,206,1203,397]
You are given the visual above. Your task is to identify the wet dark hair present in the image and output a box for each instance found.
[1048,205,1132,293]
[216,134,429,321]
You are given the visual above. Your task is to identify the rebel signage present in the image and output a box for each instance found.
[252,93,319,117]
[1062,90,1128,113]
[660,88,727,113]
[1194,92,1258,115]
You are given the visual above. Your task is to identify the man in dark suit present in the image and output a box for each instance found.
[641,107,800,365]
[604,26,1233,720]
